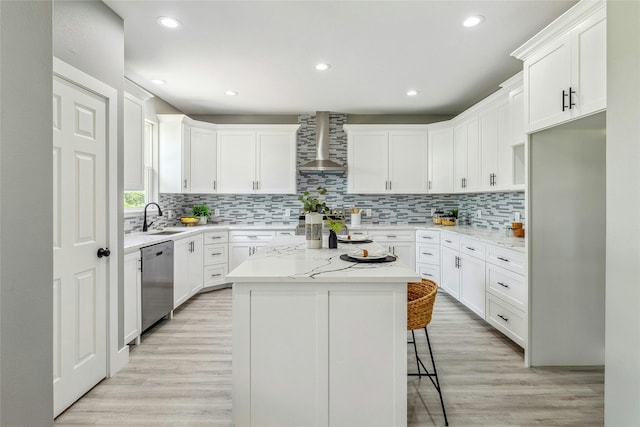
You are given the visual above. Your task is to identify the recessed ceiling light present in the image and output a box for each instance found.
[463,15,485,27]
[406,90,419,97]
[315,63,331,71]
[151,79,166,85]
[157,16,181,29]
[225,90,238,97]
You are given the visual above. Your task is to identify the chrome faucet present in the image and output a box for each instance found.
[142,202,163,232]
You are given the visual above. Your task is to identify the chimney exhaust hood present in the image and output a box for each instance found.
[298,111,347,172]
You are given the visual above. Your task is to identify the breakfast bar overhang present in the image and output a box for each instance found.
[227,238,420,427]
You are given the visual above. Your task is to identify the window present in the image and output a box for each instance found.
[124,120,157,210]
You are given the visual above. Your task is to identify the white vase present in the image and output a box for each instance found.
[198,216,207,225]
[305,212,323,249]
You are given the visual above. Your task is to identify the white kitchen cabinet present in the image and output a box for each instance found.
[416,230,440,283]
[123,251,141,345]
[217,125,299,194]
[440,246,461,300]
[513,1,606,133]
[367,229,416,271]
[344,126,428,194]
[427,126,454,194]
[453,117,480,192]
[458,250,486,318]
[478,98,514,191]
[203,230,229,289]
[228,230,276,272]
[173,234,204,309]
[123,93,145,191]
[158,114,217,194]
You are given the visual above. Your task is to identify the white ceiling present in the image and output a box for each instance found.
[105,0,577,116]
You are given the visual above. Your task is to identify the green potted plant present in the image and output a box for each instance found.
[192,205,210,225]
[298,187,328,248]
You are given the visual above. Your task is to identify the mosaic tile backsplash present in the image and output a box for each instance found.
[125,113,525,233]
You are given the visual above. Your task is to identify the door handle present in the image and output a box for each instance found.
[562,89,569,111]
[97,247,111,258]
[213,180,217,191]
[569,87,576,109]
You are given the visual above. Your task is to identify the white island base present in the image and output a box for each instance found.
[229,239,419,427]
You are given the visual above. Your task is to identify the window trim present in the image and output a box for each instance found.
[124,119,158,215]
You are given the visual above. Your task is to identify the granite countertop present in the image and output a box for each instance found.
[226,236,420,283]
[419,225,526,252]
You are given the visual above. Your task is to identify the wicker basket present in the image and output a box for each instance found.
[407,279,438,331]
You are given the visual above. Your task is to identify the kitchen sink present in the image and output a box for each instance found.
[151,231,182,236]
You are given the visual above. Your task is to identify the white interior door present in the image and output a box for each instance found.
[53,76,107,417]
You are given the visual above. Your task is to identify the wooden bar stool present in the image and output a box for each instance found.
[407,279,448,426]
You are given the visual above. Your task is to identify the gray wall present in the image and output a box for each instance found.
[529,113,606,366]
[605,1,640,425]
[0,1,53,425]
[53,0,127,348]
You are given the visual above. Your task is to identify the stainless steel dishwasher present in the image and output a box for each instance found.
[141,241,174,332]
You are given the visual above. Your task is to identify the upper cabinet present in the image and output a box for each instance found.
[158,115,218,194]
[123,93,145,191]
[453,117,479,193]
[217,125,299,194]
[512,0,606,133]
[427,125,454,194]
[344,125,428,194]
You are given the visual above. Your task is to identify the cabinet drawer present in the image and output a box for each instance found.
[229,231,275,243]
[416,243,440,265]
[459,237,485,260]
[204,231,229,244]
[204,244,228,266]
[368,230,415,242]
[440,232,460,249]
[487,264,526,311]
[486,294,525,347]
[486,245,525,275]
[416,229,439,243]
[204,264,228,286]
[276,230,296,238]
[416,263,440,284]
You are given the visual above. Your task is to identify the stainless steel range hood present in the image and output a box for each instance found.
[298,111,347,172]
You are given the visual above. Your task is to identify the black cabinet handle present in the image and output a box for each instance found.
[466,246,475,251]
[562,89,569,111]
[497,281,509,288]
[210,273,222,277]
[497,256,510,262]
[97,247,111,258]
[497,314,509,322]
[569,87,576,109]
[210,252,222,256]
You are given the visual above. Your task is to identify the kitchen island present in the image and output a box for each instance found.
[227,237,420,427]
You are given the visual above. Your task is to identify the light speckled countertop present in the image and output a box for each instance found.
[124,222,525,254]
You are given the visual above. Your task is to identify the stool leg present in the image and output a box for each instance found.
[411,330,422,378]
[425,327,448,426]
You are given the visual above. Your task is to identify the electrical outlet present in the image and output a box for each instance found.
[476,209,482,219]
[167,209,174,220]
[430,208,436,216]
[284,208,291,217]
[365,209,372,217]
[214,208,220,217]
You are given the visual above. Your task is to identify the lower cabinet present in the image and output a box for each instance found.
[416,229,441,283]
[203,230,229,288]
[440,246,461,300]
[174,234,204,309]
[229,230,276,272]
[458,253,486,318]
[123,251,142,345]
[368,229,416,271]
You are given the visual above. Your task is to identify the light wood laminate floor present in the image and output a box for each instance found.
[55,288,603,426]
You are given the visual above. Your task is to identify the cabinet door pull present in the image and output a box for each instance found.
[466,246,475,251]
[428,180,432,190]
[497,256,510,262]
[252,181,255,190]
[211,252,222,256]
[256,181,259,190]
[385,181,388,190]
[569,87,576,109]
[422,252,432,256]
[425,273,433,277]
[389,181,392,190]
[497,314,509,322]
[213,180,216,191]
[209,236,222,240]
[562,89,569,111]
[210,273,222,277]
[183,179,188,190]
[421,236,432,240]
[497,281,509,288]
[137,259,142,272]
[386,235,397,238]
[445,239,452,244]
